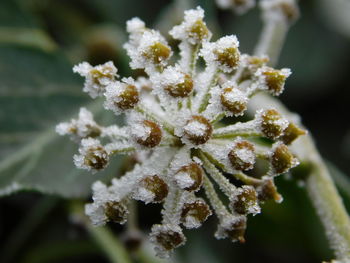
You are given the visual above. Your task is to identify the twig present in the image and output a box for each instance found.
[252,1,350,260]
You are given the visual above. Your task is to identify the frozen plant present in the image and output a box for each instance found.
[56,6,308,258]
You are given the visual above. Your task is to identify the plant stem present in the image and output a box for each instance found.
[254,17,288,67]
[86,224,132,263]
[250,93,350,260]
[70,202,132,263]
[253,2,350,259]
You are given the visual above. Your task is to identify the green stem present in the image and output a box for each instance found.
[253,1,350,259]
[198,69,220,113]
[303,140,350,260]
[250,93,350,260]
[70,202,132,263]
[254,18,288,66]
[87,225,132,263]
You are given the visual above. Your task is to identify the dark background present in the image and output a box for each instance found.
[0,0,349,262]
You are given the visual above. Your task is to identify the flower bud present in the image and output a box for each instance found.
[256,179,282,202]
[121,230,143,251]
[174,163,203,191]
[74,138,109,172]
[262,68,291,96]
[133,175,169,203]
[84,146,109,170]
[165,73,193,98]
[258,109,289,140]
[215,216,247,243]
[181,199,212,228]
[104,79,139,114]
[114,84,139,110]
[228,140,256,171]
[143,42,171,65]
[214,46,240,70]
[279,1,300,23]
[220,86,248,116]
[271,143,299,174]
[280,122,306,145]
[73,61,118,98]
[183,115,213,145]
[133,120,162,148]
[188,20,210,44]
[105,201,128,224]
[150,224,186,258]
[55,107,101,142]
[231,185,260,215]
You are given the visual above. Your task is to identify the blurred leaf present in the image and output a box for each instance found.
[0,45,123,198]
[0,0,37,28]
[0,27,57,51]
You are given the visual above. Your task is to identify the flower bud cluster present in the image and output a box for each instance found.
[56,6,305,258]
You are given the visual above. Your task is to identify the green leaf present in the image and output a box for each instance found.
[0,45,123,198]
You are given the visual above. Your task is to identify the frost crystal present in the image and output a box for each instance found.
[57,6,305,258]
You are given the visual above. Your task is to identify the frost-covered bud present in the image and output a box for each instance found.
[121,230,143,251]
[169,7,211,45]
[150,224,186,258]
[261,0,300,24]
[133,175,169,203]
[105,201,129,224]
[74,138,109,172]
[215,215,247,243]
[230,185,260,215]
[183,115,213,145]
[238,55,269,81]
[126,17,146,46]
[256,178,282,202]
[181,199,212,228]
[261,0,299,23]
[73,61,118,98]
[228,140,256,171]
[143,41,172,65]
[160,67,194,98]
[174,163,203,191]
[216,0,255,14]
[104,78,139,114]
[271,142,299,174]
[280,122,306,145]
[201,36,241,73]
[246,55,269,69]
[258,67,291,96]
[126,30,172,71]
[257,109,289,140]
[56,107,101,142]
[220,84,248,116]
[132,120,162,148]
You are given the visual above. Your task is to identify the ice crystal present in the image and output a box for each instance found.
[56,6,306,258]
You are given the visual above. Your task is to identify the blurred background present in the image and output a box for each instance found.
[0,0,349,262]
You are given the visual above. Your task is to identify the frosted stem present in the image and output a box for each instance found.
[254,17,288,67]
[200,152,237,197]
[197,68,220,113]
[212,120,260,139]
[202,174,230,221]
[249,93,350,261]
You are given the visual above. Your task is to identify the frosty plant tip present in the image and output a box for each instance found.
[56,6,306,258]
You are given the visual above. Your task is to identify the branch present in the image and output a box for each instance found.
[252,1,350,260]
